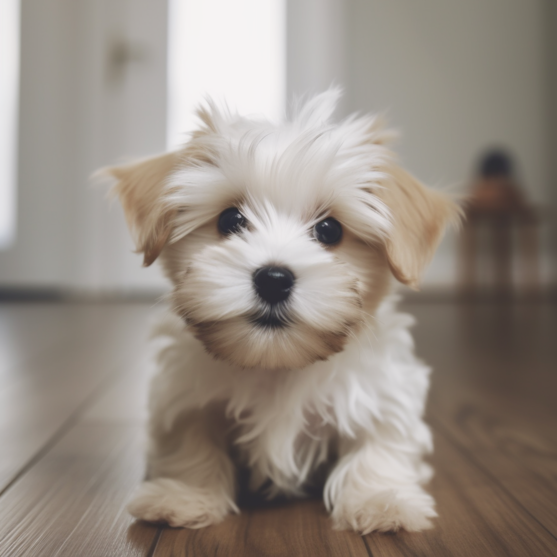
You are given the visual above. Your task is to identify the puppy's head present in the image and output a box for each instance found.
[106,90,460,370]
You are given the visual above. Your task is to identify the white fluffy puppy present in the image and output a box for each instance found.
[107,90,460,534]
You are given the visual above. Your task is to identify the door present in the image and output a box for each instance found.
[0,0,168,294]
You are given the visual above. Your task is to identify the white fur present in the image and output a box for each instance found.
[132,296,436,533]
[110,90,458,533]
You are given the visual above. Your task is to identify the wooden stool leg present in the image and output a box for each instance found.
[492,217,512,297]
[519,221,540,295]
[459,221,477,296]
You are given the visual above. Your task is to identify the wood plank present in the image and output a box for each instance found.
[404,301,557,536]
[0,303,157,393]
[153,499,369,557]
[0,303,84,385]
[151,421,557,557]
[0,300,555,556]
[80,354,152,426]
[0,424,159,557]
[0,303,155,492]
[364,428,557,557]
[429,405,557,538]
[0,303,161,556]
[406,301,557,415]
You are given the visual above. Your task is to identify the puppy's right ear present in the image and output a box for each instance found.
[102,151,182,266]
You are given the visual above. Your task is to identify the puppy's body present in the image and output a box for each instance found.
[107,90,460,533]
[134,296,433,533]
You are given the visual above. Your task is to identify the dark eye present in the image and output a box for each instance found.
[314,217,342,245]
[218,207,248,235]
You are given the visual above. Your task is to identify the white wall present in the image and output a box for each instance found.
[288,0,551,288]
[346,0,546,201]
[0,0,168,293]
[0,0,19,249]
[546,0,557,282]
[287,0,346,108]
[168,0,285,149]
[70,0,169,293]
[0,0,78,288]
[346,0,548,287]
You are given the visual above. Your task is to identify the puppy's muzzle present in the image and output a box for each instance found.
[253,266,295,305]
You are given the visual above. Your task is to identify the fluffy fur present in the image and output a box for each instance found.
[105,90,460,533]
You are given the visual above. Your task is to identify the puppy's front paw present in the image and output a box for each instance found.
[331,486,437,534]
[128,478,238,528]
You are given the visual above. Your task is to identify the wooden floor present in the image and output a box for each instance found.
[0,299,555,556]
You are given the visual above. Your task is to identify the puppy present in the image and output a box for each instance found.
[106,90,460,533]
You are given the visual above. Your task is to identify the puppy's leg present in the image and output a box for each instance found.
[128,407,237,528]
[324,431,436,534]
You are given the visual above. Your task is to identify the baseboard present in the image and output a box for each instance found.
[0,287,166,303]
[1,286,555,304]
[401,286,557,303]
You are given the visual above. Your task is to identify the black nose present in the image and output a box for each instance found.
[253,266,295,305]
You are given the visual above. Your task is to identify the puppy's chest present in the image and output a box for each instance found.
[232,402,328,441]
[231,401,334,475]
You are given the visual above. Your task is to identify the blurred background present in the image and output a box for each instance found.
[0,0,556,298]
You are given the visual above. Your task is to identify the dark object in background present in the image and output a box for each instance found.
[459,150,540,297]
[479,151,513,178]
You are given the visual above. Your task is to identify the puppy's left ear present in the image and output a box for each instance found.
[378,167,462,290]
[102,151,182,266]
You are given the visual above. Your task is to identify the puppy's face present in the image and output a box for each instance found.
[164,197,389,370]
[107,91,460,370]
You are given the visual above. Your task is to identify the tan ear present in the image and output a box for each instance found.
[378,167,462,289]
[103,151,182,266]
